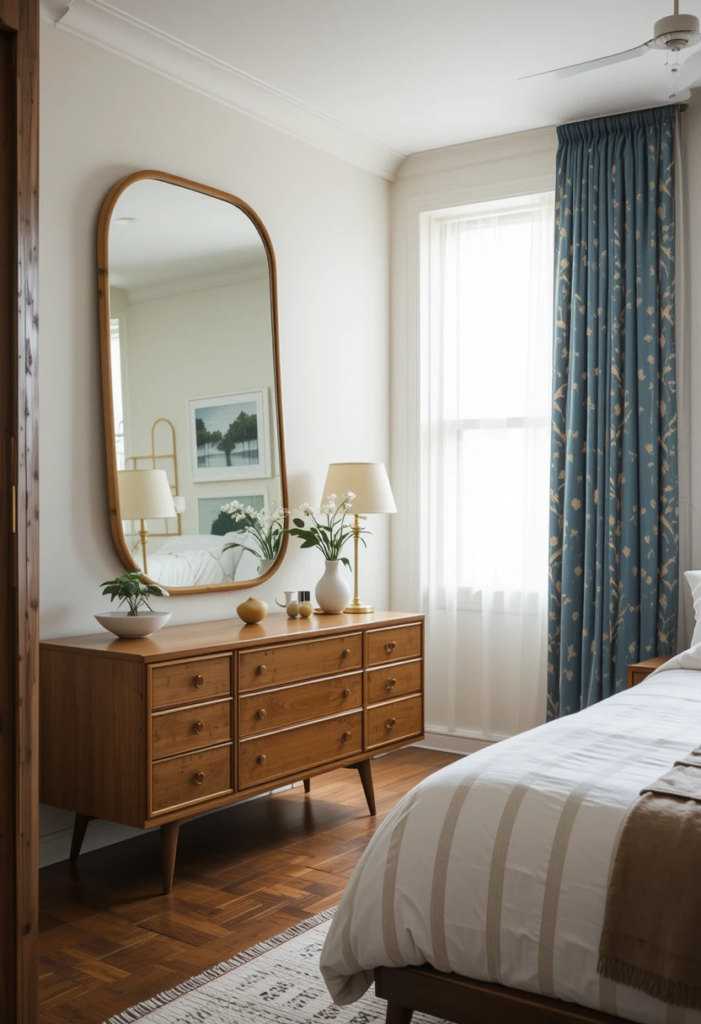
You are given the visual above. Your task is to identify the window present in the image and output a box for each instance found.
[423,191,555,602]
[110,317,126,470]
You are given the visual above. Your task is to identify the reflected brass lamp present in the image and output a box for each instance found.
[118,469,176,574]
[322,462,397,614]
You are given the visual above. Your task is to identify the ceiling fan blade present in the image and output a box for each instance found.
[679,48,701,89]
[520,40,653,81]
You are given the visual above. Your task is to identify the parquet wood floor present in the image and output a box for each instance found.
[39,747,459,1024]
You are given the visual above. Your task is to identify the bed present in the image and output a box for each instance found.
[320,650,701,1024]
[145,532,244,587]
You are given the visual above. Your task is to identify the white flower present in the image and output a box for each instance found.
[346,491,356,501]
[299,502,314,516]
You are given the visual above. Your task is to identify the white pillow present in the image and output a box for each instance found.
[685,570,701,646]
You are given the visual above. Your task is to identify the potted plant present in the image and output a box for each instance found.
[95,571,171,638]
[287,492,365,613]
[221,500,287,576]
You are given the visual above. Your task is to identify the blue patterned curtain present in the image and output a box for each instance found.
[548,106,678,719]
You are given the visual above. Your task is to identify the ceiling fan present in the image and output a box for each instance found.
[522,0,701,98]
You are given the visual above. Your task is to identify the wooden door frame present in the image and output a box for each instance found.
[0,0,40,1022]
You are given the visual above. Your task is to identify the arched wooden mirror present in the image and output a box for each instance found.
[98,171,287,594]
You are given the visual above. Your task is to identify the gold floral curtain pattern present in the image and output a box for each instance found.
[548,106,678,719]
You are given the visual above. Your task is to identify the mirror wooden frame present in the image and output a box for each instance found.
[97,169,289,595]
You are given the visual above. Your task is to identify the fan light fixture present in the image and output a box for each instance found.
[521,0,701,89]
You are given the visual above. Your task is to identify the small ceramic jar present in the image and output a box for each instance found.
[237,597,268,624]
[298,591,313,618]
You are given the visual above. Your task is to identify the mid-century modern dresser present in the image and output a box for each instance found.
[40,611,424,891]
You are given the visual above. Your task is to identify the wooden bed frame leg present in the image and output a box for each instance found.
[356,758,376,816]
[69,813,95,864]
[303,778,311,794]
[386,1003,413,1023]
[160,820,180,895]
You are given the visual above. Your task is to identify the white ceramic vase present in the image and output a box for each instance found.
[315,559,350,614]
[258,557,275,576]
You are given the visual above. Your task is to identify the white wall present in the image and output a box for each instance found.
[39,23,390,861]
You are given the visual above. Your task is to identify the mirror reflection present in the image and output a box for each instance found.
[105,176,284,590]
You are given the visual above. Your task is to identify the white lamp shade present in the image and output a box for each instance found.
[118,470,176,520]
[322,462,397,515]
[172,495,186,515]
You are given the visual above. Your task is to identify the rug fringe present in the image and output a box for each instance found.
[104,907,337,1024]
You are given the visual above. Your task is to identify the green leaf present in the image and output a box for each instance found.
[293,518,305,528]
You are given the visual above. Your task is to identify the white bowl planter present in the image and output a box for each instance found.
[94,611,171,639]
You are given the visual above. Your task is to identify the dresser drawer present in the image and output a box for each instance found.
[367,660,422,704]
[239,673,362,738]
[239,711,362,789]
[367,624,422,667]
[151,744,233,815]
[152,699,232,759]
[366,695,423,750]
[238,634,362,692]
[150,655,232,710]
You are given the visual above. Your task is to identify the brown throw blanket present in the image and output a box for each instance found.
[598,749,701,1009]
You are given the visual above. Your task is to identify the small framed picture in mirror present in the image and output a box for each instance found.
[188,390,271,482]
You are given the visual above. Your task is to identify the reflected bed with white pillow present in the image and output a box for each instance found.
[144,533,244,587]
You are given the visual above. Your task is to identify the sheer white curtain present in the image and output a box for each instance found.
[422,192,555,742]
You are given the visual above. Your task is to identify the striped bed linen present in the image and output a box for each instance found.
[320,664,701,1024]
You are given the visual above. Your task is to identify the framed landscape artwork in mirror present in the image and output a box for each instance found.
[98,170,287,594]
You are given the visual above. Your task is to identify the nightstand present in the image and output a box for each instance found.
[626,656,671,688]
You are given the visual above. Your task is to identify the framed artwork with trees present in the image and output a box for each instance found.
[188,390,271,481]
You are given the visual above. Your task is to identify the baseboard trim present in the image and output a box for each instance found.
[413,730,497,755]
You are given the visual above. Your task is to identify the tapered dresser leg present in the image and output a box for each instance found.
[303,778,311,794]
[160,820,180,895]
[386,1003,413,1023]
[69,813,95,864]
[357,758,376,816]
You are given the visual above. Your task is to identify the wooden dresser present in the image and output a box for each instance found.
[40,611,424,891]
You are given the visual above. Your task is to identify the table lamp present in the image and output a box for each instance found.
[321,462,396,614]
[118,469,176,574]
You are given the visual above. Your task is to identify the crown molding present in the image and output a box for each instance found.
[40,0,403,181]
[396,125,558,181]
[122,262,269,304]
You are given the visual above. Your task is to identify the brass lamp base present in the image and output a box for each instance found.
[345,600,374,614]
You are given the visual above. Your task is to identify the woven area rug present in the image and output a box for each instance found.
[105,908,445,1023]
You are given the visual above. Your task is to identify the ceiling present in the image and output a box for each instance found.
[43,0,700,177]
[109,179,267,294]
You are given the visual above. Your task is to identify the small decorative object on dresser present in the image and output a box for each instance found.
[236,597,268,624]
[626,656,670,688]
[96,571,170,638]
[39,612,424,894]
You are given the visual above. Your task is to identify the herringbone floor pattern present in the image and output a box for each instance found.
[39,747,457,1024]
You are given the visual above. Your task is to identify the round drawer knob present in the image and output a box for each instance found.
[342,731,352,742]
[386,717,397,730]
[194,771,205,785]
[342,688,351,699]
[385,678,397,691]
[193,720,204,734]
[384,641,397,654]
[257,708,267,719]
[193,674,204,688]
[257,754,267,765]
[342,648,351,659]
[257,664,267,676]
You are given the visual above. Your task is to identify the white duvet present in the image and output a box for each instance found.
[146,533,244,587]
[321,653,701,1024]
